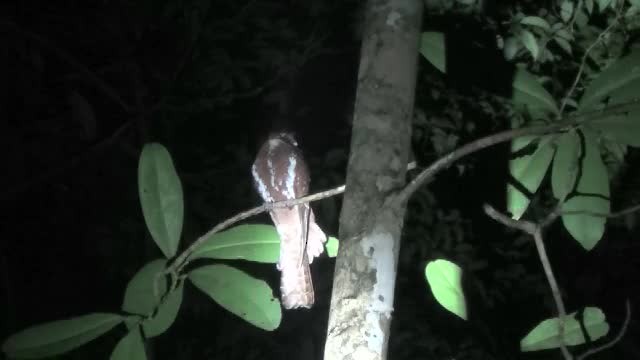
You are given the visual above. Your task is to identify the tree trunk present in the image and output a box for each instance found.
[323,0,423,359]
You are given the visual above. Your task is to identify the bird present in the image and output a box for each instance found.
[251,132,327,309]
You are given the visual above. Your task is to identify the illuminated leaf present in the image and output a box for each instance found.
[521,307,609,351]
[561,0,574,22]
[520,30,539,60]
[520,16,551,30]
[551,131,580,200]
[138,143,184,258]
[425,259,467,320]
[188,265,281,331]
[508,136,555,219]
[420,32,446,73]
[189,224,280,263]
[579,50,640,110]
[2,313,122,358]
[561,128,610,250]
[512,69,559,119]
[110,328,146,360]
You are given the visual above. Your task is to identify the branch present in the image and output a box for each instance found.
[577,299,631,360]
[398,98,640,203]
[169,99,640,275]
[559,9,623,113]
[484,204,572,360]
[170,184,347,273]
[484,201,639,359]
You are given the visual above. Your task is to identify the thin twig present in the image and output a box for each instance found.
[577,299,631,360]
[400,98,640,202]
[483,204,572,360]
[168,99,640,274]
[559,10,623,113]
[170,184,347,274]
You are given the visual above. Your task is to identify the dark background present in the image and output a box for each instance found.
[1,0,639,359]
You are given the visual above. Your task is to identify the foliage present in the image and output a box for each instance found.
[418,0,639,357]
[520,307,609,351]
[425,259,467,320]
[2,143,338,359]
[1,314,123,358]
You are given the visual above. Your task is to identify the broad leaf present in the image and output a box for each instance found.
[560,0,574,22]
[189,224,280,263]
[508,135,555,219]
[188,264,282,331]
[520,30,539,60]
[121,259,181,337]
[552,131,580,200]
[597,0,613,11]
[420,32,446,73]
[2,313,123,359]
[520,16,551,30]
[122,259,167,317]
[143,283,183,338]
[512,68,559,119]
[578,50,640,110]
[561,128,610,250]
[110,328,146,360]
[521,307,609,351]
[589,79,640,146]
[554,37,572,55]
[138,143,184,258]
[503,37,520,60]
[585,0,594,14]
[425,259,467,320]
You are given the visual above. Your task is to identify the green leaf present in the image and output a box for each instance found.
[189,224,280,263]
[585,0,594,13]
[597,0,613,11]
[2,313,123,359]
[552,131,580,200]
[590,108,640,146]
[188,264,281,331]
[503,37,520,60]
[561,0,575,22]
[420,32,446,73]
[138,143,184,258]
[561,129,610,250]
[120,258,181,337]
[519,30,539,60]
[554,37,572,55]
[142,283,183,338]
[521,307,609,351]
[512,69,559,119]
[555,28,574,41]
[122,259,167,317]
[110,328,146,360]
[425,259,467,320]
[520,16,551,31]
[579,50,640,110]
[508,136,555,219]
[588,71,640,147]
[326,236,339,257]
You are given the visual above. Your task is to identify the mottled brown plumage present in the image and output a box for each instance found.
[251,132,326,309]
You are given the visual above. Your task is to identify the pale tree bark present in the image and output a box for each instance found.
[323,0,423,359]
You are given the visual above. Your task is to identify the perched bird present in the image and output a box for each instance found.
[251,132,326,309]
